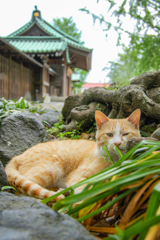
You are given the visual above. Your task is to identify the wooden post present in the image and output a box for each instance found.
[8,56,12,99]
[42,61,50,100]
[62,52,68,96]
[67,66,73,96]
[20,62,23,99]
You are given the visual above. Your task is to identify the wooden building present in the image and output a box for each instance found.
[0,38,44,100]
[1,6,92,100]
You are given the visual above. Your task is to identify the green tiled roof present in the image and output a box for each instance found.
[4,37,67,53]
[7,20,33,37]
[7,15,90,51]
[36,18,87,49]
[4,8,92,68]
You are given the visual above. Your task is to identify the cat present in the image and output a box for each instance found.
[5,109,141,201]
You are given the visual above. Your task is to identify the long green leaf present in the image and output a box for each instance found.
[124,216,160,239]
[77,187,138,222]
[139,181,160,240]
[53,167,160,212]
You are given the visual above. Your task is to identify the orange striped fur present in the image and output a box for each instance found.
[5,110,141,201]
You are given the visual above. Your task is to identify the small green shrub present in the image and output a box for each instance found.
[0,97,44,124]
[48,120,87,140]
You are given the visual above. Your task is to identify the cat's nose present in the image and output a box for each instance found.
[114,142,121,148]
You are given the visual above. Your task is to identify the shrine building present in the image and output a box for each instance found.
[0,6,92,100]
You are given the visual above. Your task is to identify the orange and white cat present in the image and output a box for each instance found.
[5,109,141,201]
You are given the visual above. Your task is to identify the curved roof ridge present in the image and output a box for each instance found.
[7,20,33,37]
[5,36,62,41]
[42,19,82,44]
[36,18,89,50]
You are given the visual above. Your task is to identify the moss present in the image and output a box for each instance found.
[141,124,157,133]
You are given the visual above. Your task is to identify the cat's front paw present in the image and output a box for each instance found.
[46,194,65,207]
[57,188,70,196]
[54,194,65,201]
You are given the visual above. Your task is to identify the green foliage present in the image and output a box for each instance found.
[53,16,82,41]
[57,129,81,140]
[104,44,144,86]
[80,1,160,85]
[96,103,102,111]
[108,182,160,239]
[42,140,160,238]
[105,33,160,85]
[47,119,64,136]
[1,186,16,192]
[0,97,43,124]
[80,0,160,41]
[72,68,88,93]
[104,48,133,87]
[129,34,160,72]
[48,120,85,139]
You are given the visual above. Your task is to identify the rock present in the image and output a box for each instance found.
[39,109,60,127]
[151,128,160,141]
[0,161,8,189]
[126,137,158,152]
[0,112,49,166]
[61,70,160,134]
[62,94,83,120]
[0,192,96,240]
[62,102,109,132]
[146,87,160,103]
[130,71,160,91]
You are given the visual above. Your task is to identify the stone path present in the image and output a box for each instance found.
[40,102,65,111]
[34,101,65,112]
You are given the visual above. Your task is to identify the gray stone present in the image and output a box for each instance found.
[146,87,160,103]
[151,128,160,141]
[126,137,158,151]
[0,112,49,166]
[0,161,8,189]
[39,109,60,127]
[0,192,96,240]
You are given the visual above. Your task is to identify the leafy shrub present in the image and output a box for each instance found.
[0,97,43,124]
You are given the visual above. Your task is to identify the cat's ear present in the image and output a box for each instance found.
[95,111,109,129]
[127,109,141,128]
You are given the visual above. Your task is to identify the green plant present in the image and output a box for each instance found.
[81,1,160,86]
[41,140,160,239]
[48,120,85,140]
[53,16,82,41]
[96,103,101,111]
[47,119,64,138]
[57,130,81,140]
[1,186,16,192]
[0,97,44,124]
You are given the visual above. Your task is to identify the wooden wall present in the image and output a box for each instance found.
[0,54,35,100]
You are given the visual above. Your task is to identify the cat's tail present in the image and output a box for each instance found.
[5,157,61,201]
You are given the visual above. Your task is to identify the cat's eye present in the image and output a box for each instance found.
[122,133,129,136]
[106,133,113,137]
